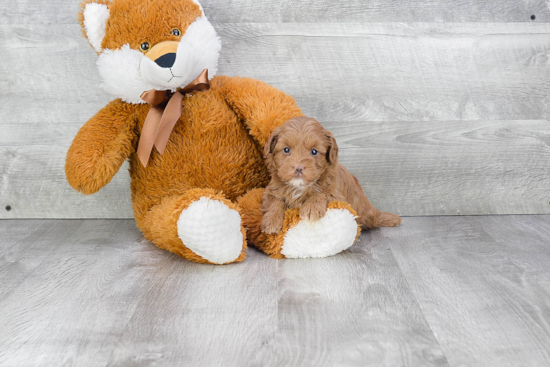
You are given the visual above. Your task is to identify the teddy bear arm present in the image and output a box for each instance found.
[65,100,138,195]
[214,76,303,147]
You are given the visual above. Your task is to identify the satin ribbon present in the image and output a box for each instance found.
[137,68,210,167]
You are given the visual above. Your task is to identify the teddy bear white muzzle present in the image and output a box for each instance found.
[140,40,193,89]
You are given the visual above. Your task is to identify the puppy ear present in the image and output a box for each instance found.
[78,0,111,53]
[325,133,339,164]
[263,133,279,159]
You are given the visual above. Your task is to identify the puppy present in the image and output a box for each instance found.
[261,116,401,234]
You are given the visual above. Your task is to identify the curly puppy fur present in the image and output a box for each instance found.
[261,116,401,234]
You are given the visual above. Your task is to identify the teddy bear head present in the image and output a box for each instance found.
[78,0,221,104]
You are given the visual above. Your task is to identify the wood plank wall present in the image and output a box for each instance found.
[1,0,549,218]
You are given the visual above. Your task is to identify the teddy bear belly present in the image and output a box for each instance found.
[129,118,270,220]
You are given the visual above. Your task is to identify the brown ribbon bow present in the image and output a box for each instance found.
[137,68,210,167]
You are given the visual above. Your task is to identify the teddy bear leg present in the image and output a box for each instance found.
[238,189,360,259]
[139,188,247,264]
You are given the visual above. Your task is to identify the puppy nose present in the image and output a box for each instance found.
[155,53,176,68]
[295,166,304,174]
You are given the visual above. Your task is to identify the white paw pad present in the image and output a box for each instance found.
[281,208,358,259]
[177,197,243,264]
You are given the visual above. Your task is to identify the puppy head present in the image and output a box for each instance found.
[264,116,338,188]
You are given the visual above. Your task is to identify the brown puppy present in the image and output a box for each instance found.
[261,116,401,234]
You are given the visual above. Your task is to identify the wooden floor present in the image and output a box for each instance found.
[1,216,550,367]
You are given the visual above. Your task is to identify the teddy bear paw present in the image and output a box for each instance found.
[177,197,244,264]
[281,208,358,258]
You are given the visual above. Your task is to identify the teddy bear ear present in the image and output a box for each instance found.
[78,0,111,53]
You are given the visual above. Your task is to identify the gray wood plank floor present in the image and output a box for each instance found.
[1,216,549,366]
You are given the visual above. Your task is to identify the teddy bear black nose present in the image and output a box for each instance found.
[155,53,177,68]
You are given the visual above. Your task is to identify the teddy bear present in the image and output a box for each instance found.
[66,0,361,264]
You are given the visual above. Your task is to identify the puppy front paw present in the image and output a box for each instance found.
[261,214,284,234]
[300,202,327,221]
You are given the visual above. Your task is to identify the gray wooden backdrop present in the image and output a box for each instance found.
[1,0,549,219]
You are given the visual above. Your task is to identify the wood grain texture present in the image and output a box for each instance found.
[1,0,549,24]
[105,244,278,367]
[0,24,131,218]
[2,217,550,366]
[3,23,550,122]
[0,219,448,367]
[0,220,161,367]
[0,220,83,301]
[203,0,550,23]
[388,216,550,367]
[3,118,549,218]
[255,235,449,367]
[217,23,550,123]
[329,119,550,216]
[1,21,549,218]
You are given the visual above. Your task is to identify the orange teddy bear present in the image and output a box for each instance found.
[66,0,361,264]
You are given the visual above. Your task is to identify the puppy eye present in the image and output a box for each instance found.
[140,42,150,52]
[311,148,318,156]
[283,147,290,154]
[171,28,181,37]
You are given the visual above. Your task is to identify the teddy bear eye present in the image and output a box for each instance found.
[140,42,150,52]
[283,147,290,154]
[171,28,181,37]
[311,148,318,156]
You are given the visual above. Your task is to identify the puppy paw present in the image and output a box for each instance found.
[300,202,327,221]
[261,215,284,234]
